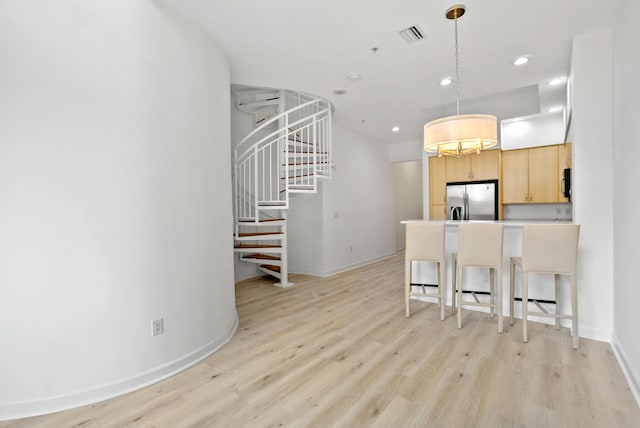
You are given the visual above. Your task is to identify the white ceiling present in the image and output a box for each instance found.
[160,0,614,144]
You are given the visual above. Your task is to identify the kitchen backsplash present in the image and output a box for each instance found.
[503,203,572,221]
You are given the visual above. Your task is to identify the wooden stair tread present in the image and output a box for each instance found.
[284,162,329,166]
[238,232,284,237]
[282,173,314,179]
[244,253,280,261]
[260,264,281,273]
[235,244,281,249]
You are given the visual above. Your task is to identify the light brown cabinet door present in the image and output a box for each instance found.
[529,145,559,203]
[558,143,572,203]
[429,156,447,206]
[445,156,471,182]
[430,204,447,220]
[470,150,500,181]
[501,149,529,204]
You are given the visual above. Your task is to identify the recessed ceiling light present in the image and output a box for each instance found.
[347,73,362,81]
[548,78,565,86]
[333,89,347,95]
[548,106,563,113]
[440,77,453,86]
[392,126,400,132]
[513,56,529,66]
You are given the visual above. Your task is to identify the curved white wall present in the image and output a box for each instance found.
[0,1,236,420]
[613,0,640,405]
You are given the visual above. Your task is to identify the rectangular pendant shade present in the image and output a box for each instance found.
[424,114,498,156]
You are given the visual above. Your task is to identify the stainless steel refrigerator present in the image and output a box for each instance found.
[446,181,498,220]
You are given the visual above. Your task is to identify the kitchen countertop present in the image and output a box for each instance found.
[400,219,574,227]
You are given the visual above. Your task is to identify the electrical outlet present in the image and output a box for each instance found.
[152,318,164,336]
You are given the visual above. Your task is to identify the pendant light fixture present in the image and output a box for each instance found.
[424,5,497,157]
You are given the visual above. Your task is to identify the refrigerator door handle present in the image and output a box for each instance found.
[463,192,469,220]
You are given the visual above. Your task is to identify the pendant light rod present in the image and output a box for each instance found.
[447,5,465,118]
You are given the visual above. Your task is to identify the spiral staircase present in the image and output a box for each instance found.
[233,89,332,287]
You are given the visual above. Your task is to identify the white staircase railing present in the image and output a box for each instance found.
[234,94,331,222]
[233,89,332,288]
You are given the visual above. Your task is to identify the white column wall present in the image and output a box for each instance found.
[287,191,325,276]
[0,1,236,419]
[570,29,615,341]
[612,0,640,405]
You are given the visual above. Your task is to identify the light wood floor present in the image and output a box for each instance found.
[3,252,639,427]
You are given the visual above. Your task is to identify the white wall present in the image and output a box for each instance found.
[0,1,237,419]
[389,139,423,163]
[319,126,396,275]
[392,161,423,251]
[286,191,325,276]
[612,0,640,404]
[501,111,565,150]
[570,29,614,341]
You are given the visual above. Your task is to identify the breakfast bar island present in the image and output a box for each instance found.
[402,220,576,327]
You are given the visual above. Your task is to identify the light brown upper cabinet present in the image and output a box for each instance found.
[529,145,559,203]
[429,156,447,219]
[558,143,572,203]
[502,149,529,203]
[445,150,500,182]
[502,145,560,204]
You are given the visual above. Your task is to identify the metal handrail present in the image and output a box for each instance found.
[233,92,332,224]
[235,97,329,162]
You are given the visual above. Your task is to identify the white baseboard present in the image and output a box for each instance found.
[316,251,398,278]
[611,334,640,409]
[288,252,398,278]
[0,313,239,421]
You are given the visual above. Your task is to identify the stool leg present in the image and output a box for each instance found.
[451,254,457,316]
[555,274,561,331]
[489,268,495,319]
[439,261,445,321]
[405,260,411,318]
[522,271,529,343]
[457,265,463,329]
[571,274,579,349]
[510,260,515,325]
[497,267,503,334]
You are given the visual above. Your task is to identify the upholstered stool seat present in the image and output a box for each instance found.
[453,223,504,333]
[509,224,580,349]
[405,222,446,320]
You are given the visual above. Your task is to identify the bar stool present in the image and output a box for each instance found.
[405,222,445,320]
[453,223,504,333]
[509,224,580,349]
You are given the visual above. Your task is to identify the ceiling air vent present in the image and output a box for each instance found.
[398,25,425,44]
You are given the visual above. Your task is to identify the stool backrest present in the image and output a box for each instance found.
[405,222,445,261]
[458,223,504,267]
[522,224,580,274]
